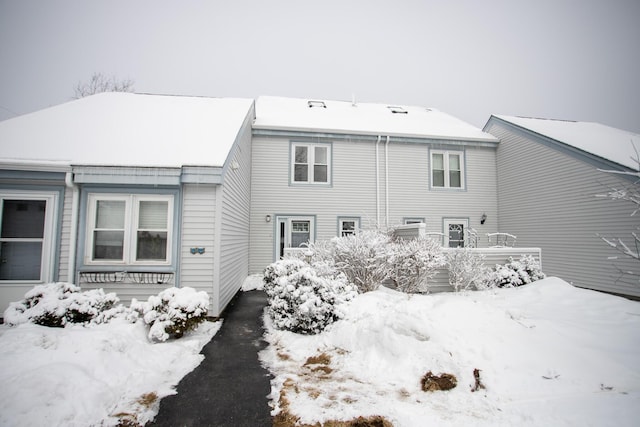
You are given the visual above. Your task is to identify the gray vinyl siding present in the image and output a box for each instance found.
[387,143,498,236]
[57,186,73,283]
[249,136,499,273]
[217,110,253,315]
[486,120,640,298]
[180,183,217,304]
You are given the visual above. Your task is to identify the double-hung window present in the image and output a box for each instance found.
[431,150,464,189]
[292,143,331,184]
[339,218,360,237]
[86,194,173,265]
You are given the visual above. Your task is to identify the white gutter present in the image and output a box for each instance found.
[385,136,390,229]
[65,172,79,284]
[375,135,381,226]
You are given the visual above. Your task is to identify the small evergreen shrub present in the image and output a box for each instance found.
[263,259,357,334]
[387,237,444,293]
[446,248,491,292]
[491,254,546,288]
[3,282,120,327]
[131,287,209,342]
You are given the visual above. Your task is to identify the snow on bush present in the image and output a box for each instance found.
[130,287,209,342]
[446,248,491,292]
[308,230,391,293]
[387,237,445,293]
[3,282,121,327]
[263,258,357,334]
[490,255,546,288]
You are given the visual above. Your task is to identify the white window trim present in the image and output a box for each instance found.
[291,142,332,185]
[85,193,173,266]
[443,218,469,248]
[338,217,360,236]
[0,191,57,283]
[431,150,465,189]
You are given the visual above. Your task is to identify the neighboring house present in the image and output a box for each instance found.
[484,115,640,298]
[0,93,255,315]
[249,96,501,273]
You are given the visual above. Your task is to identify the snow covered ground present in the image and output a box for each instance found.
[0,316,221,426]
[260,277,640,426]
[2,276,639,426]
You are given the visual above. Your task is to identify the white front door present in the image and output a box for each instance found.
[443,218,468,248]
[275,216,315,259]
[0,193,57,282]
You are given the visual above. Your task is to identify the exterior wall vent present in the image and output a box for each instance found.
[388,106,408,114]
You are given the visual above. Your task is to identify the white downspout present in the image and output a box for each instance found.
[65,172,79,284]
[385,135,390,229]
[375,135,381,226]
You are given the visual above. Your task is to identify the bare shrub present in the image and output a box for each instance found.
[446,248,491,292]
[387,238,444,293]
[315,230,391,293]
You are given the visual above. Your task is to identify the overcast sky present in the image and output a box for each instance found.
[1,0,639,133]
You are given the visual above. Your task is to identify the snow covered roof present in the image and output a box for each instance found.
[493,115,639,170]
[254,96,498,143]
[0,93,254,168]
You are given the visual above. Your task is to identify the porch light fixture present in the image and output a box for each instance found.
[265,214,271,223]
[480,213,487,225]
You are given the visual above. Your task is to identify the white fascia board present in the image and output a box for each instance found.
[252,127,499,147]
[0,158,72,173]
[73,166,182,185]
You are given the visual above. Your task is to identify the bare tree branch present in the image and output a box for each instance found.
[597,139,640,283]
[74,73,134,98]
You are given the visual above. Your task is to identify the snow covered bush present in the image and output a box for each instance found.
[447,248,491,292]
[490,255,546,288]
[263,257,308,289]
[263,259,357,334]
[387,237,445,293]
[131,287,209,342]
[3,282,121,327]
[316,230,391,293]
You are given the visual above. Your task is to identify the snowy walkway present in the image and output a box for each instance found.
[150,290,273,427]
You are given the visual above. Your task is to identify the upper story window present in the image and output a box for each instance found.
[291,143,331,184]
[85,193,173,265]
[431,150,464,189]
